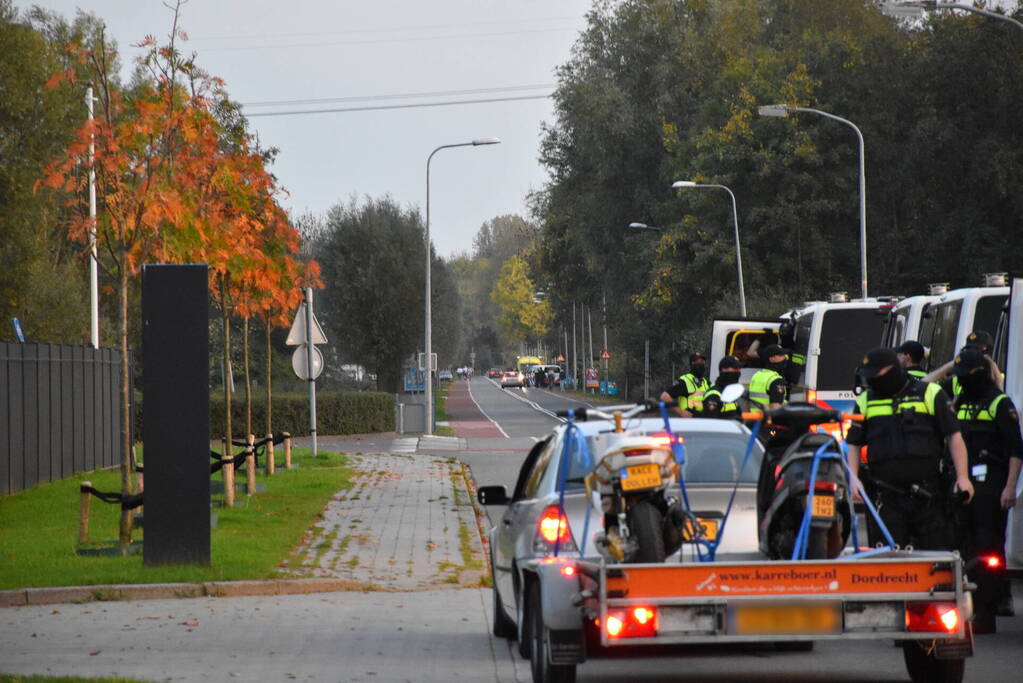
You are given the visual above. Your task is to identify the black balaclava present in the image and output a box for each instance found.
[959,368,991,399]
[691,362,707,379]
[717,370,741,388]
[768,358,788,375]
[867,365,907,397]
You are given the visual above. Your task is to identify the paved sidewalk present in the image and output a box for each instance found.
[282,451,485,589]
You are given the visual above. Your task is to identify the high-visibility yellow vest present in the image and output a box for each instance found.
[854,381,943,463]
[703,387,740,418]
[749,368,782,409]
[957,393,1009,466]
[677,373,710,412]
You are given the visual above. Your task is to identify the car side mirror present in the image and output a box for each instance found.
[477,485,509,506]
[721,383,745,403]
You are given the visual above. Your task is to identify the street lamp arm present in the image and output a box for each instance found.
[936,3,1023,31]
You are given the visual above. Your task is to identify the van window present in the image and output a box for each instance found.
[815,309,886,391]
[972,294,1006,340]
[926,300,963,370]
[726,329,770,368]
[882,309,908,348]
[792,314,813,386]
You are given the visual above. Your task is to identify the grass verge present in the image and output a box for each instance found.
[0,449,351,590]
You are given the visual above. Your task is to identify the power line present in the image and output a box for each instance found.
[244,93,553,118]
[199,27,573,52]
[241,84,555,108]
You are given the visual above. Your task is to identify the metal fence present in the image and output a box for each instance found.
[1,343,122,495]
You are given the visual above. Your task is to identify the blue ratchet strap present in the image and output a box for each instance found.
[710,419,763,562]
[553,410,575,557]
[792,441,838,560]
[658,402,693,512]
[837,417,896,554]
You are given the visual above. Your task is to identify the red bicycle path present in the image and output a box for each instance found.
[444,379,505,438]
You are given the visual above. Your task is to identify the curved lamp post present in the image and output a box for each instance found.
[424,137,500,434]
[670,181,748,317]
[882,1,1023,31]
[758,104,868,300]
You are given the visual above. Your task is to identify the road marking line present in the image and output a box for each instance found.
[467,379,510,438]
[498,383,564,422]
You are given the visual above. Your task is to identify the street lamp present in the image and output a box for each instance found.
[758,104,868,300]
[424,137,500,434]
[628,222,663,231]
[881,1,1023,31]
[670,180,747,317]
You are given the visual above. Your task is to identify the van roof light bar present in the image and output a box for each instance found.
[928,282,950,296]
[829,292,848,303]
[983,272,1007,287]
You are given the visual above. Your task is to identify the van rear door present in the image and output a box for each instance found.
[1004,279,1023,570]
[710,318,780,384]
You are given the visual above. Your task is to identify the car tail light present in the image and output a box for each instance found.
[534,506,577,553]
[605,606,658,639]
[650,433,682,448]
[905,602,960,633]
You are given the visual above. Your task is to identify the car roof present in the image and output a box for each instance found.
[565,415,751,438]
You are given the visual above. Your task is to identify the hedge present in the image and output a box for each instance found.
[135,391,394,438]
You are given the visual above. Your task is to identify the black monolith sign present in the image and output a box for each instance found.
[142,264,210,566]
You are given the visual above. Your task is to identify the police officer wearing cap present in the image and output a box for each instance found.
[925,329,1004,394]
[950,347,1023,631]
[896,340,927,380]
[748,344,789,411]
[846,347,974,550]
[702,355,744,420]
[660,353,711,417]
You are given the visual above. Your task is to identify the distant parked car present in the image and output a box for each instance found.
[500,370,524,388]
[438,370,454,382]
[487,367,502,379]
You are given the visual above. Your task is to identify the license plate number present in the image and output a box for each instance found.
[812,495,834,517]
[730,602,841,635]
[621,464,661,491]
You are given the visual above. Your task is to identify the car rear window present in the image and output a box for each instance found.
[558,431,762,486]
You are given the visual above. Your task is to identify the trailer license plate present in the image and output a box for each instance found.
[812,495,834,517]
[730,602,841,635]
[621,464,661,491]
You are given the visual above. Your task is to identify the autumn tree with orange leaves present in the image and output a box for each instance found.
[38,2,314,546]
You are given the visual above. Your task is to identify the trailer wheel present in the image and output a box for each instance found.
[902,641,964,683]
[627,500,666,563]
[528,583,577,683]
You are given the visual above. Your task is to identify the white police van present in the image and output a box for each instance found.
[918,274,1010,371]
[994,278,1023,570]
[788,294,887,415]
[879,283,946,349]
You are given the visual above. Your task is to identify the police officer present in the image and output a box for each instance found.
[896,340,927,380]
[702,355,744,420]
[660,353,710,417]
[846,347,974,550]
[748,344,789,411]
[950,347,1023,632]
[925,329,1004,394]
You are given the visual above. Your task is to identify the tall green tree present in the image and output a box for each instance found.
[0,2,110,342]
[490,254,552,346]
[311,196,461,391]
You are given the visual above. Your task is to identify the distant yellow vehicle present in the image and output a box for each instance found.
[516,355,543,377]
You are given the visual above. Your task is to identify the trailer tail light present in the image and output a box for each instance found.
[984,555,1003,570]
[905,602,960,633]
[605,606,658,639]
[534,506,577,554]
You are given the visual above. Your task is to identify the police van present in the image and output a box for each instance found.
[787,294,887,414]
[878,283,946,349]
[918,273,1010,371]
[710,294,886,415]
[994,278,1022,570]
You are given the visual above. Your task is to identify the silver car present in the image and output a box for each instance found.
[477,416,764,645]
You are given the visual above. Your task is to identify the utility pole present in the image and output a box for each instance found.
[572,301,577,389]
[587,306,594,394]
[602,290,608,387]
[87,84,99,349]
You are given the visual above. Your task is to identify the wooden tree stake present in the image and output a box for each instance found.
[223,438,235,507]
[246,433,256,495]
[266,432,275,476]
[79,481,92,544]
[284,432,292,470]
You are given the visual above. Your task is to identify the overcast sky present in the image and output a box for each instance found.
[20,0,592,257]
